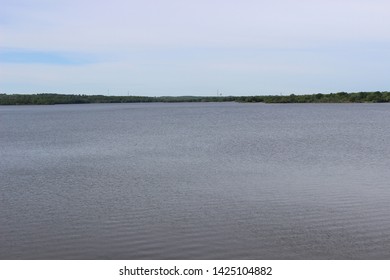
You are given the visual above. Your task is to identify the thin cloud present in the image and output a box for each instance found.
[1,0,390,95]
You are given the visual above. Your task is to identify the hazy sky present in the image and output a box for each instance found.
[1,0,390,96]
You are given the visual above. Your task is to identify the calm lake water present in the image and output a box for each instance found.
[1,102,390,259]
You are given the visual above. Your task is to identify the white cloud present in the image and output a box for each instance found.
[3,0,390,50]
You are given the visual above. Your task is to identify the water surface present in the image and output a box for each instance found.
[1,102,390,259]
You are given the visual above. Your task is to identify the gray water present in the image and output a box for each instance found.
[1,102,390,259]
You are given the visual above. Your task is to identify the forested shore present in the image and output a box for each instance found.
[1,91,390,105]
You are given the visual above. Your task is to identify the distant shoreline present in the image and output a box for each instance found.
[1,92,389,105]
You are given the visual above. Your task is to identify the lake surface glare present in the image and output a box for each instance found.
[1,102,390,259]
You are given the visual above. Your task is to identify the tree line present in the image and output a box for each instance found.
[1,91,390,105]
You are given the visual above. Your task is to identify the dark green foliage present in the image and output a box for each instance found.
[260,91,390,103]
[0,93,156,105]
[1,91,390,105]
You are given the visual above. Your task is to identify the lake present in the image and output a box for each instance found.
[1,102,390,259]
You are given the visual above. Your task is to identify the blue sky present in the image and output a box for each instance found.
[1,0,390,96]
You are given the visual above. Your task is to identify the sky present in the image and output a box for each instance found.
[1,0,390,96]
